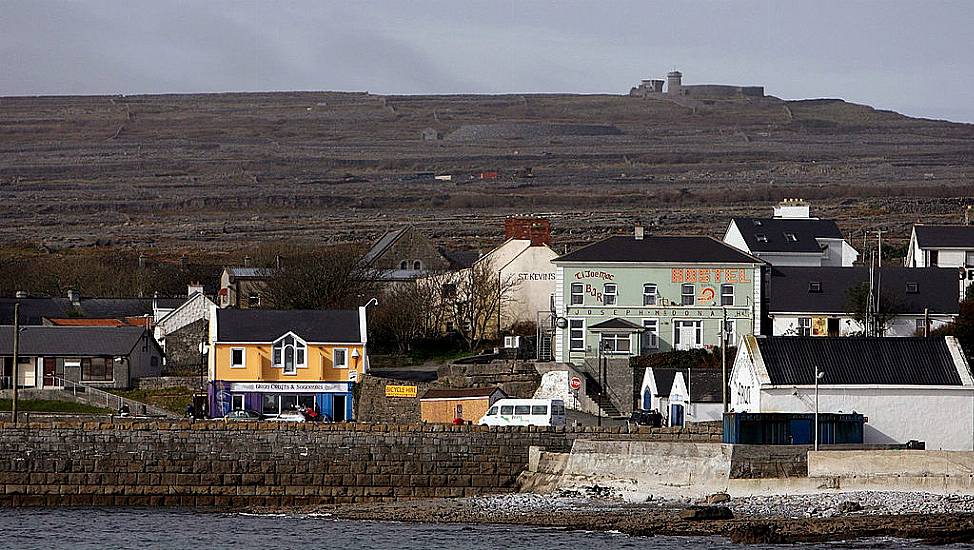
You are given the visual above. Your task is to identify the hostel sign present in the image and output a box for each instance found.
[672,268,749,283]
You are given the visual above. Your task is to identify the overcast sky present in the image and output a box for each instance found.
[3,1,973,122]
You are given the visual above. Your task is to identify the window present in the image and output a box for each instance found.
[570,283,583,305]
[905,282,919,294]
[681,284,695,306]
[486,406,497,416]
[601,333,631,354]
[230,348,246,368]
[413,260,422,270]
[720,284,734,306]
[642,319,659,351]
[81,357,113,382]
[333,348,349,369]
[808,281,822,293]
[673,321,703,350]
[231,394,244,410]
[531,405,548,415]
[400,260,408,270]
[568,319,585,351]
[930,250,939,266]
[916,319,926,334]
[784,233,798,242]
[752,220,763,226]
[755,233,768,243]
[273,334,307,375]
[262,394,280,415]
[247,293,260,308]
[967,252,974,267]
[722,320,736,346]
[500,405,514,415]
[603,283,617,305]
[514,405,531,415]
[798,317,812,336]
[552,402,565,416]
[643,283,657,306]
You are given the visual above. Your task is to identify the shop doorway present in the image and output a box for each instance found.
[332,395,347,422]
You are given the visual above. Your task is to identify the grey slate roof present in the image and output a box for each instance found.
[555,236,763,264]
[420,387,507,400]
[589,318,645,331]
[0,297,169,325]
[768,266,959,315]
[438,248,481,269]
[360,228,408,266]
[914,225,974,249]
[216,309,361,343]
[0,326,151,356]
[226,267,276,279]
[650,367,725,403]
[731,217,844,253]
[756,336,963,386]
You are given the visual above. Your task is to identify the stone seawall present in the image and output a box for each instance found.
[0,420,717,507]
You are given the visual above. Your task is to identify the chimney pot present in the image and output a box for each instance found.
[634,222,645,240]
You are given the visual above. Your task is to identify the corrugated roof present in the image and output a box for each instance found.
[756,336,963,386]
[216,309,361,343]
[0,326,150,356]
[731,217,844,253]
[555,235,763,264]
[226,267,276,279]
[914,225,974,249]
[769,266,960,314]
[420,387,506,400]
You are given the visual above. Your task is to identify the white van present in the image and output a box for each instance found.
[479,398,566,427]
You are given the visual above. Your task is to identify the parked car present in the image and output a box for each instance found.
[224,409,264,421]
[272,410,307,423]
[629,409,663,428]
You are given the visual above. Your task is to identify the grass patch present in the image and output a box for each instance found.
[0,398,110,414]
[111,387,198,416]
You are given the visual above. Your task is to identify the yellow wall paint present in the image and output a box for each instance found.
[213,343,365,382]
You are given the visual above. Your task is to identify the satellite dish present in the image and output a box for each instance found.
[555,317,569,329]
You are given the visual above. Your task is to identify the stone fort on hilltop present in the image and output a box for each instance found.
[630,70,765,100]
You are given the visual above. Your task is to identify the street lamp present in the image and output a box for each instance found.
[814,366,825,451]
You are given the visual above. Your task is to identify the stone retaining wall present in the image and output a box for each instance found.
[0,419,716,508]
[134,376,201,392]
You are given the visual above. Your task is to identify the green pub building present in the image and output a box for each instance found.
[553,228,766,368]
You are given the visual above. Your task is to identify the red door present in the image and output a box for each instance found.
[43,357,56,387]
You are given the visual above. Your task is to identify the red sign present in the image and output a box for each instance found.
[569,376,582,390]
[671,268,749,284]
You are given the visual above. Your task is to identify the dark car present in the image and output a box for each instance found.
[630,409,663,428]
[224,409,264,421]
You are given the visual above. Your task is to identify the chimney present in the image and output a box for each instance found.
[15,290,28,299]
[67,289,80,306]
[243,255,252,267]
[187,283,204,297]
[634,222,645,240]
[773,198,811,219]
[504,217,552,246]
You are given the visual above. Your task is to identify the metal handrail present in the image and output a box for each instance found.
[51,376,175,417]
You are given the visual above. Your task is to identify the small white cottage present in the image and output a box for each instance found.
[639,367,726,426]
[730,335,974,451]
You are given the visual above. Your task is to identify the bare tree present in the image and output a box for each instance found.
[447,259,519,351]
[262,245,379,310]
[369,277,444,354]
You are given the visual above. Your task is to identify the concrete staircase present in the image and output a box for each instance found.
[579,371,623,418]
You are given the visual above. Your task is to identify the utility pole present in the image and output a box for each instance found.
[11,303,19,425]
[874,230,887,268]
[596,343,602,428]
[814,365,825,451]
[721,306,728,413]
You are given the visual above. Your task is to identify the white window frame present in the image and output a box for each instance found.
[230,347,246,369]
[600,333,632,355]
[673,320,703,350]
[333,348,349,369]
[642,318,659,351]
[720,284,734,306]
[798,317,812,336]
[643,283,657,306]
[568,319,585,351]
[603,283,617,306]
[272,333,307,375]
[231,394,245,410]
[570,283,584,306]
[681,284,695,306]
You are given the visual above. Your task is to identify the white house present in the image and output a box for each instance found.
[730,334,974,451]
[906,224,974,293]
[153,286,216,354]
[475,237,559,328]
[639,366,726,426]
[768,266,959,337]
[723,199,859,267]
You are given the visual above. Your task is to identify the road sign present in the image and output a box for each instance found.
[569,376,582,390]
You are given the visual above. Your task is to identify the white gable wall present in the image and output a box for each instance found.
[771,313,954,338]
[722,222,750,254]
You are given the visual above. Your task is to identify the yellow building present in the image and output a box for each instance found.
[207,306,369,421]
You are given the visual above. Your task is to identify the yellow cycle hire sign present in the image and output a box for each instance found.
[385,385,418,398]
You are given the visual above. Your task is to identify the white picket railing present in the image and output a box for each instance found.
[53,376,176,418]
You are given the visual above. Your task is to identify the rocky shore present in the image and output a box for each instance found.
[308,489,974,545]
